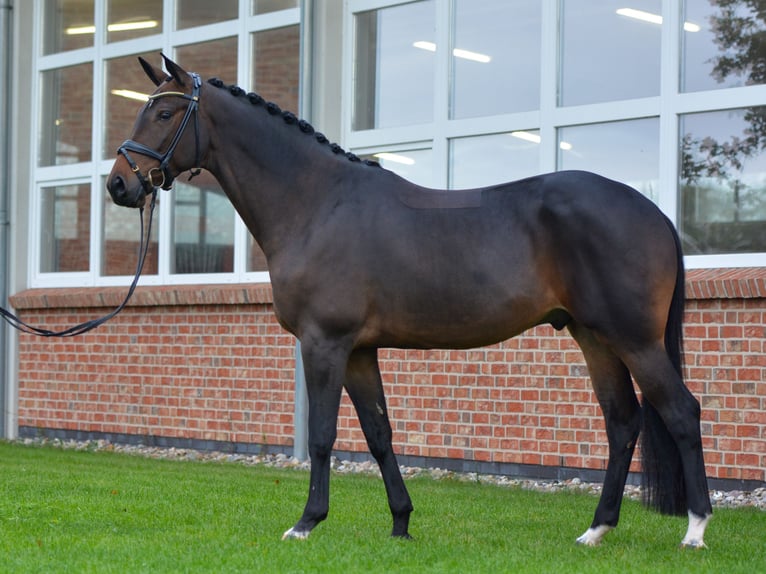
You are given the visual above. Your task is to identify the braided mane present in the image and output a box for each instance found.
[207,77,380,168]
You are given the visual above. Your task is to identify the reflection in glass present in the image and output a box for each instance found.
[40,184,91,273]
[680,108,766,254]
[42,0,94,55]
[353,1,436,130]
[559,0,661,106]
[682,0,766,93]
[172,174,235,274]
[175,37,238,81]
[103,190,159,276]
[176,0,238,30]
[252,0,298,15]
[451,0,540,119]
[251,26,301,111]
[359,149,434,187]
[450,132,540,189]
[558,118,660,203]
[103,51,157,159]
[39,64,94,166]
[107,0,162,43]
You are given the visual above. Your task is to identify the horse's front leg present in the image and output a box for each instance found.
[345,348,413,538]
[282,336,350,540]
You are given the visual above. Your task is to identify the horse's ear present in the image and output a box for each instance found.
[138,57,166,87]
[161,53,188,87]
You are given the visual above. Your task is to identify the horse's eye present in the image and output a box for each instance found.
[158,110,173,121]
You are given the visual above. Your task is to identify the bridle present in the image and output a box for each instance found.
[118,72,203,190]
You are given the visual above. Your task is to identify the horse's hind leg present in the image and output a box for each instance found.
[569,323,641,546]
[622,344,712,548]
[345,348,413,538]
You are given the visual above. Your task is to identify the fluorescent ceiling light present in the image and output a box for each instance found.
[616,8,700,32]
[111,89,150,102]
[374,152,416,165]
[413,41,491,63]
[510,131,572,151]
[66,20,159,35]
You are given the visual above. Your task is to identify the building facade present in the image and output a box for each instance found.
[1,0,765,487]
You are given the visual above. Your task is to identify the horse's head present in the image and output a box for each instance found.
[107,55,207,208]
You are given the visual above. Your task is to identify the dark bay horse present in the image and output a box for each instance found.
[107,56,712,548]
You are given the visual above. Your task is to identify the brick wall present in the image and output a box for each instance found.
[10,269,766,486]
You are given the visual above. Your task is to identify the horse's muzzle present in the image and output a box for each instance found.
[107,174,146,208]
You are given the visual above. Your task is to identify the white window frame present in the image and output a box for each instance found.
[342,0,766,269]
[30,0,302,288]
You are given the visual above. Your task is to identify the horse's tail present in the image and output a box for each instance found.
[640,217,688,516]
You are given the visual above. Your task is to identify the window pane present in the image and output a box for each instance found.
[176,0,238,30]
[559,0,661,106]
[40,184,90,273]
[106,0,162,43]
[450,132,540,188]
[682,0,766,93]
[172,175,236,274]
[42,0,94,55]
[251,25,301,111]
[103,51,157,160]
[39,63,93,166]
[680,107,766,255]
[359,149,434,187]
[175,37,238,80]
[103,189,159,276]
[252,0,298,15]
[353,1,436,130]
[558,118,660,203]
[451,0,540,119]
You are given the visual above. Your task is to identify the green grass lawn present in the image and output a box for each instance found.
[0,442,763,573]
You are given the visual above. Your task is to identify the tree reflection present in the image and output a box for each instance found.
[680,0,766,254]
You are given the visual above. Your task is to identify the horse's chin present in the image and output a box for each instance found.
[110,188,147,209]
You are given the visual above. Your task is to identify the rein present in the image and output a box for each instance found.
[0,189,157,337]
[0,72,205,337]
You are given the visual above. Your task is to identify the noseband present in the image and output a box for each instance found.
[118,72,203,190]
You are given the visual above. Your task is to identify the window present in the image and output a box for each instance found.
[33,0,301,287]
[345,0,766,267]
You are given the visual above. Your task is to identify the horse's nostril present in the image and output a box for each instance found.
[108,175,126,200]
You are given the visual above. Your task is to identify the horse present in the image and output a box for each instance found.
[107,55,712,548]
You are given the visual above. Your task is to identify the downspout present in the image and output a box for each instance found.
[292,0,313,461]
[0,0,13,438]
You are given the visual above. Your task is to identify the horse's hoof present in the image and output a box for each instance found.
[679,539,707,550]
[392,532,413,540]
[282,527,310,541]
[575,525,612,546]
[575,535,600,547]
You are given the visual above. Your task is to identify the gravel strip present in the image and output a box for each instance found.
[17,437,765,511]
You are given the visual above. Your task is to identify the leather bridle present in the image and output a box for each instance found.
[118,72,203,191]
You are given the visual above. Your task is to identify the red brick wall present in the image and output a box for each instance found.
[10,269,766,485]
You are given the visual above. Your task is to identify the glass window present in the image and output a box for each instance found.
[251,25,301,111]
[558,118,660,203]
[679,107,766,255]
[559,0,661,106]
[42,0,95,55]
[103,51,158,160]
[40,183,91,273]
[682,0,766,93]
[106,0,162,43]
[450,132,541,189]
[176,0,239,30]
[102,190,159,276]
[253,0,298,15]
[451,0,540,119]
[39,63,94,167]
[360,149,434,188]
[172,177,236,274]
[353,0,436,130]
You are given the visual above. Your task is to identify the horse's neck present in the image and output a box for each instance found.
[204,96,340,256]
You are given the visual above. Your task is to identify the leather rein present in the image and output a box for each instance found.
[0,73,204,337]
